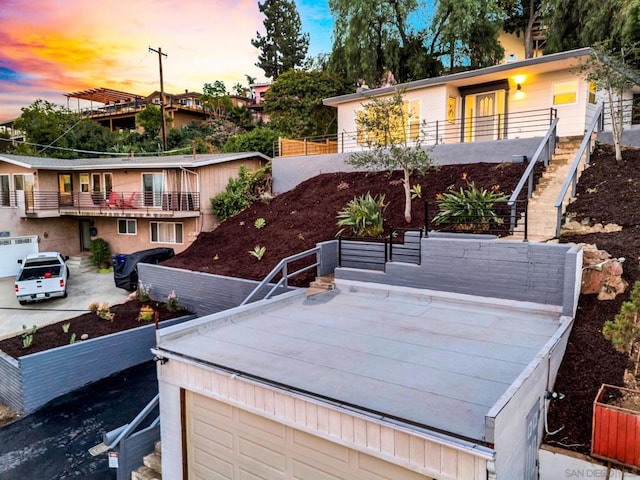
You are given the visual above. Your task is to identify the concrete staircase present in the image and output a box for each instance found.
[519,136,587,242]
[306,274,335,296]
[131,441,162,480]
[66,253,95,275]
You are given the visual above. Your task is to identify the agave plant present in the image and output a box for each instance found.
[432,181,508,232]
[336,192,387,237]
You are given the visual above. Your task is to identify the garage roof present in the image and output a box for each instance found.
[156,281,562,443]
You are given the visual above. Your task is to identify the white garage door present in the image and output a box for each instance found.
[0,236,38,278]
[186,392,431,480]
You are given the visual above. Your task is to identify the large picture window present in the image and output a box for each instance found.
[357,99,420,145]
[553,81,578,105]
[150,221,183,244]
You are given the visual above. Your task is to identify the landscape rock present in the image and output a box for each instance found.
[562,220,623,236]
[580,244,627,300]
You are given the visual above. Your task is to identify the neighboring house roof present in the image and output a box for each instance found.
[324,47,592,106]
[0,152,270,171]
[156,281,563,443]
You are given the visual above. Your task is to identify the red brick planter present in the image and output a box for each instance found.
[592,384,640,469]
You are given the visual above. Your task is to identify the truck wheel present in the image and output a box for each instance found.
[19,300,27,305]
[63,290,68,298]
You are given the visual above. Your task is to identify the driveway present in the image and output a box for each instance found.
[0,270,130,339]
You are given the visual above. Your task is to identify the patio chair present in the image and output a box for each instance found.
[120,192,137,209]
[105,192,119,208]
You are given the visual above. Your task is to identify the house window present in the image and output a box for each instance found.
[356,100,421,145]
[80,173,90,193]
[588,81,597,104]
[118,219,137,235]
[150,222,183,244]
[553,81,578,105]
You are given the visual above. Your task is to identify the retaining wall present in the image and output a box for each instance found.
[273,137,542,193]
[0,314,195,414]
[336,236,582,317]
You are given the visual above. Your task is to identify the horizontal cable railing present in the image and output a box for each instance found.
[425,198,529,239]
[554,104,604,237]
[20,190,201,214]
[274,108,557,157]
[601,97,640,129]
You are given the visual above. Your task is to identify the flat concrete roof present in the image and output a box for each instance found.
[157,280,563,443]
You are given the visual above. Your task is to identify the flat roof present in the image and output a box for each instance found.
[324,47,592,106]
[157,280,563,443]
[0,152,270,170]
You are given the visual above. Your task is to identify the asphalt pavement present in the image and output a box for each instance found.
[0,269,130,339]
[0,361,158,480]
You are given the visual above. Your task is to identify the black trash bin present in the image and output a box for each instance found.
[113,248,174,291]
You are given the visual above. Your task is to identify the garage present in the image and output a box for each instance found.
[186,392,431,480]
[0,235,38,277]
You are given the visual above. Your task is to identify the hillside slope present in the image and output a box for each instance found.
[165,162,530,280]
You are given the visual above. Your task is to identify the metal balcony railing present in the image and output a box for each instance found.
[19,190,200,214]
[274,108,558,157]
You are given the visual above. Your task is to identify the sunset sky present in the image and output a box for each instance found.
[0,0,333,122]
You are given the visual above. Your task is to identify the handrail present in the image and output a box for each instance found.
[89,393,159,456]
[240,246,320,306]
[553,104,604,237]
[506,117,559,239]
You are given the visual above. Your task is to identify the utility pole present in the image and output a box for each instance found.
[149,46,168,152]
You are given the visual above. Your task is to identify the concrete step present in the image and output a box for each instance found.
[66,255,95,274]
[131,465,161,480]
[143,452,162,473]
[307,274,335,297]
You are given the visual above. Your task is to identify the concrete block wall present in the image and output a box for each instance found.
[336,236,582,316]
[0,314,194,414]
[273,137,543,193]
[138,264,294,316]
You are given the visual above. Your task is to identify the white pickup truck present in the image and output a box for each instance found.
[14,252,70,305]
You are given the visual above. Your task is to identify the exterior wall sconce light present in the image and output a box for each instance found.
[516,83,522,91]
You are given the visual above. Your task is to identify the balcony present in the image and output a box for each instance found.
[17,191,201,219]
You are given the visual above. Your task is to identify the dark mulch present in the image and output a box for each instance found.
[545,144,640,454]
[164,162,536,282]
[0,300,191,359]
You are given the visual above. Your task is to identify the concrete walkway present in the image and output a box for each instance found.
[0,270,130,340]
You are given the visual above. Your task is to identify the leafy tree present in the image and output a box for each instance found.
[232,83,246,96]
[229,105,253,128]
[346,89,432,223]
[328,0,436,86]
[0,131,9,153]
[223,127,280,157]
[201,81,232,118]
[251,0,309,79]
[13,99,117,158]
[263,70,348,137]
[578,43,640,162]
[430,0,504,70]
[544,0,627,53]
[136,104,172,138]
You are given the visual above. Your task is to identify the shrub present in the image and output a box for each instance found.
[603,281,640,358]
[336,192,387,238]
[210,163,272,221]
[138,305,155,322]
[254,218,266,229]
[89,237,111,268]
[432,180,508,232]
[166,290,182,313]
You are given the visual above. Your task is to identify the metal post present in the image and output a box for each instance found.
[424,200,428,237]
[388,227,394,262]
[338,237,342,267]
[149,47,168,152]
[523,200,528,241]
[435,121,439,145]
